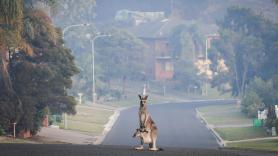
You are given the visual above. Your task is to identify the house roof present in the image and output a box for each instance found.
[128,18,186,39]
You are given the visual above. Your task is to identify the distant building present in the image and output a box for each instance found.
[128,18,185,81]
[115,10,165,25]
[95,0,171,22]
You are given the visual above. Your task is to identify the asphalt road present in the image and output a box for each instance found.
[102,99,236,149]
[1,144,278,156]
[1,100,278,156]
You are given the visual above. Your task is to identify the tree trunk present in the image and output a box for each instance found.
[0,47,13,93]
[240,63,248,97]
[233,60,241,97]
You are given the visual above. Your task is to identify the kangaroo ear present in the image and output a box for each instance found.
[144,95,148,100]
[138,94,142,100]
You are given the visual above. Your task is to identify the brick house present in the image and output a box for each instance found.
[129,18,183,81]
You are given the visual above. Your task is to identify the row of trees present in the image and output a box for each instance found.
[210,7,278,129]
[69,27,147,100]
[0,0,78,135]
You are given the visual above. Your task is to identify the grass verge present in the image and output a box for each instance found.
[215,127,269,141]
[227,139,278,152]
[60,105,114,134]
[198,104,252,126]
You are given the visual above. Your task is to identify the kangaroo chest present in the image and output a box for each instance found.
[139,108,149,123]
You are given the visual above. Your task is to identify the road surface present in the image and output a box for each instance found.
[2,100,278,156]
[102,100,236,149]
[1,144,278,156]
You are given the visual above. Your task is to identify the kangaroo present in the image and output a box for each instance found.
[134,95,160,151]
[138,95,150,132]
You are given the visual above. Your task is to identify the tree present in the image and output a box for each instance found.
[70,27,147,100]
[0,1,78,135]
[51,0,96,27]
[242,77,278,129]
[211,7,268,97]
[241,90,263,118]
[173,0,209,20]
[168,24,213,93]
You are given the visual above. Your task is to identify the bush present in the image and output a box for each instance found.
[241,91,263,117]
[265,106,278,131]
[0,126,5,136]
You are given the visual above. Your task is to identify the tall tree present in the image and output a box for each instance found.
[211,7,267,96]
[0,0,79,135]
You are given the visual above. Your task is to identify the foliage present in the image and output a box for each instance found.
[0,1,78,135]
[51,0,96,27]
[169,24,204,92]
[242,77,278,126]
[211,7,278,127]
[70,27,147,99]
[211,7,276,96]
[173,60,202,92]
[169,24,203,60]
[98,28,147,80]
[174,0,209,20]
[241,90,263,118]
[0,126,5,136]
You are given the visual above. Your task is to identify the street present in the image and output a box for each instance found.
[1,144,278,156]
[102,100,236,149]
[2,100,278,156]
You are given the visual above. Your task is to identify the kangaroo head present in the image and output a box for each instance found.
[138,94,148,107]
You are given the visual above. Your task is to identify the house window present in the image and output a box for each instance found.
[164,62,173,72]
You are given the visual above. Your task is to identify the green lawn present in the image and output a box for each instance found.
[198,104,252,126]
[65,120,105,134]
[60,105,114,134]
[227,139,278,152]
[215,127,269,141]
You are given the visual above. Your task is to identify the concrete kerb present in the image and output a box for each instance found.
[94,107,128,145]
[195,109,226,147]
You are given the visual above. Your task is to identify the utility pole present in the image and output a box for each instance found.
[87,33,112,105]
[204,33,220,96]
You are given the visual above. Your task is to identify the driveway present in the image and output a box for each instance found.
[37,127,97,144]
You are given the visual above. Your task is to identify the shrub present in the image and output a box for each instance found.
[0,126,5,136]
[241,91,263,118]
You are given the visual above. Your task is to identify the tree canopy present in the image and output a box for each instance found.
[211,7,277,96]
[0,0,78,135]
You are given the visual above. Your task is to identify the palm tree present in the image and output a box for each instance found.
[0,0,56,92]
[0,0,23,92]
